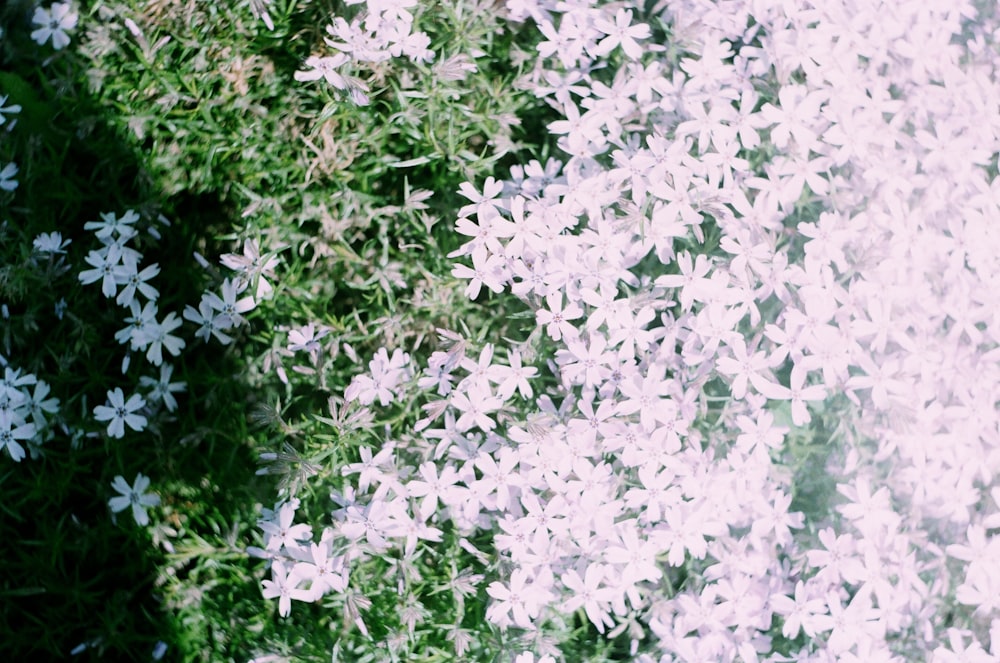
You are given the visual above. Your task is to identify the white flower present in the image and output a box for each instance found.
[139,312,185,366]
[113,256,160,307]
[0,410,34,462]
[93,388,147,438]
[293,54,350,89]
[78,245,123,299]
[30,2,79,50]
[83,209,139,240]
[591,8,651,60]
[261,560,313,617]
[0,95,22,127]
[344,347,410,406]
[32,231,71,254]
[204,279,256,328]
[108,473,160,526]
[219,238,280,300]
[183,298,234,345]
[139,364,186,413]
[0,162,18,192]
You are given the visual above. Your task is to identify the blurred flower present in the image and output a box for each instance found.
[0,95,20,128]
[249,0,275,30]
[31,2,79,50]
[32,231,71,255]
[0,162,18,192]
[139,364,186,412]
[261,560,313,617]
[293,54,350,90]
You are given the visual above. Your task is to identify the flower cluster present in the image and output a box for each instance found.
[0,366,60,462]
[259,0,1000,660]
[74,216,286,449]
[251,499,349,618]
[293,0,435,105]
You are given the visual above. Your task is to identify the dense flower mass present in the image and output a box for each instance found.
[253,0,1000,660]
[4,0,1000,659]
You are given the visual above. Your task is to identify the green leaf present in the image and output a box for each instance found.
[0,72,55,134]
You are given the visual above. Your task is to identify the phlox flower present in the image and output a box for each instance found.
[0,95,21,127]
[757,84,826,150]
[292,537,348,600]
[204,278,256,328]
[406,461,463,520]
[752,365,825,426]
[340,499,399,551]
[450,382,502,433]
[0,410,34,462]
[220,238,280,301]
[0,162,18,192]
[473,447,523,511]
[591,9,650,60]
[956,569,1000,619]
[114,255,160,307]
[457,177,505,219]
[536,291,583,342]
[140,312,185,366]
[493,349,538,400]
[32,231,71,255]
[344,347,410,406]
[734,410,787,454]
[139,364,186,413]
[604,524,663,584]
[341,445,395,494]
[396,30,433,63]
[486,568,552,629]
[22,380,59,430]
[933,629,996,662]
[823,590,883,654]
[451,245,508,299]
[261,560,313,617]
[249,0,276,31]
[183,297,234,345]
[78,245,123,299]
[716,337,774,401]
[293,54,351,90]
[561,565,617,633]
[258,500,313,552]
[286,323,329,358]
[31,2,79,50]
[416,351,457,396]
[1,368,36,396]
[84,209,139,240]
[115,300,158,352]
[108,473,160,526]
[384,509,443,557]
[93,388,147,438]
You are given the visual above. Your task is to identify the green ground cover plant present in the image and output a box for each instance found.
[2,0,547,660]
[4,0,1000,662]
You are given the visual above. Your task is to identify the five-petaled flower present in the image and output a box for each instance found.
[261,560,313,617]
[93,388,147,438]
[31,2,79,50]
[108,473,160,526]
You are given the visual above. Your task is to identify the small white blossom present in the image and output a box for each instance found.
[108,473,160,526]
[31,2,79,50]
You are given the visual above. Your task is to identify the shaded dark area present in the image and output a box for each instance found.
[0,9,267,663]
